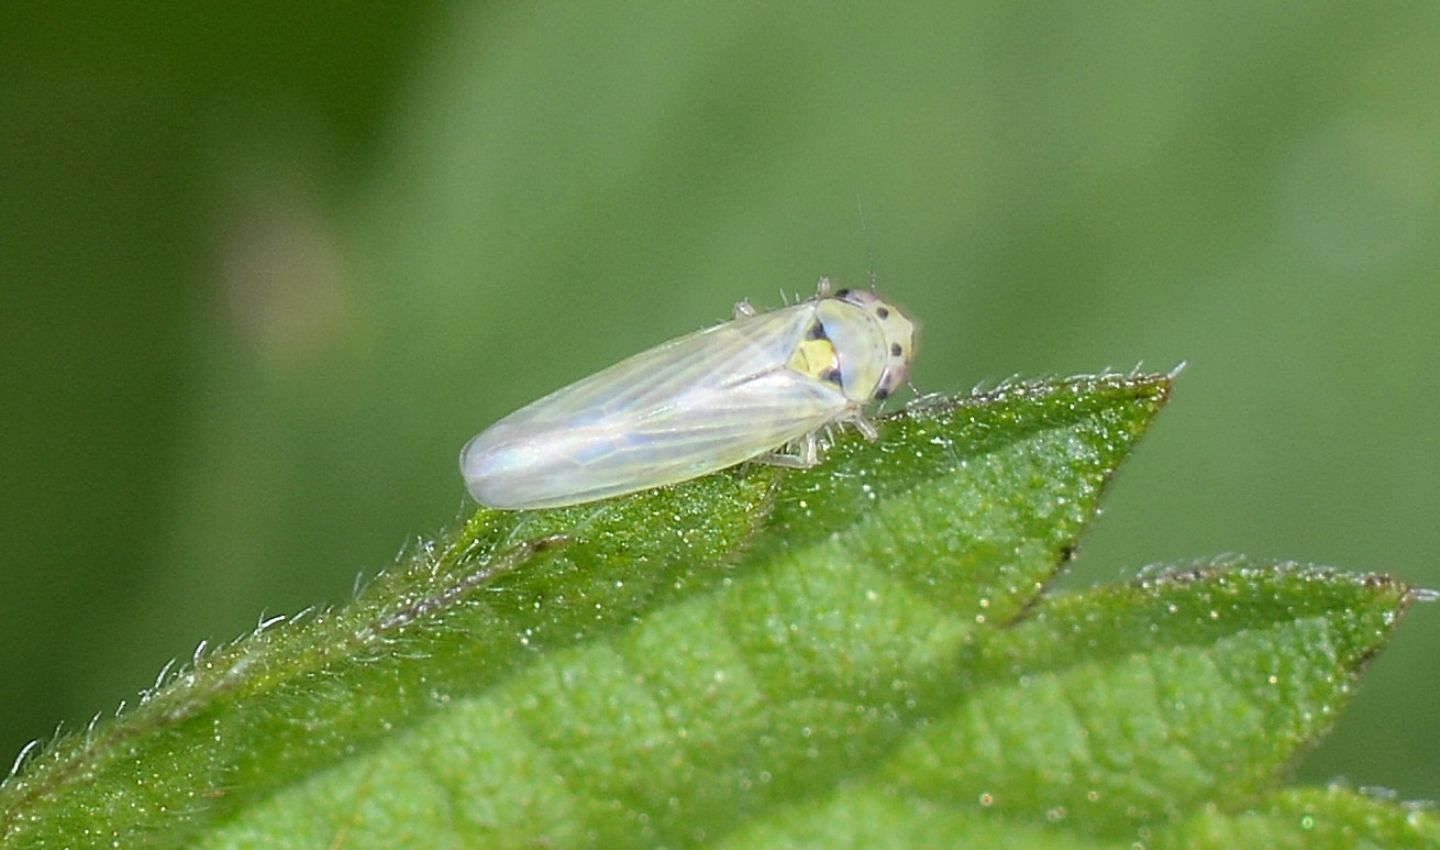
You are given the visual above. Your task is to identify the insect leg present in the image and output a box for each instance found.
[732,299,758,318]
[752,430,824,469]
[815,276,834,298]
[799,429,823,464]
[852,413,880,441]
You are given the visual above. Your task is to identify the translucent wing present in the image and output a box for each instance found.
[462,304,852,508]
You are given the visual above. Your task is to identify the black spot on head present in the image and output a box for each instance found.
[822,368,843,385]
[876,306,890,319]
[890,343,903,357]
[806,321,829,340]
[874,387,890,400]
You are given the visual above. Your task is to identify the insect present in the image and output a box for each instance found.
[459,278,918,509]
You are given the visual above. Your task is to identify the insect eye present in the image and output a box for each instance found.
[835,288,852,299]
[890,343,903,357]
[874,387,890,400]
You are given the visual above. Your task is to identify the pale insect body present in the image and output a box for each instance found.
[460,279,917,509]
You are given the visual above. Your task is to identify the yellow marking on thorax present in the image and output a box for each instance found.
[787,337,838,380]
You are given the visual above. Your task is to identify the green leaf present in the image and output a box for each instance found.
[1158,785,1440,849]
[0,373,1426,849]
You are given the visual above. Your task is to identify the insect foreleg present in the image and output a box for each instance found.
[852,414,880,441]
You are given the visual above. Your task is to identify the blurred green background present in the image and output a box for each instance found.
[2,1,1436,801]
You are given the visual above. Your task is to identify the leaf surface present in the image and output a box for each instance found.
[1,373,1427,849]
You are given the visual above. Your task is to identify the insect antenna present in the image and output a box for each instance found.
[856,195,879,292]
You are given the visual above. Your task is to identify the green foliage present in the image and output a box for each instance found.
[0,373,1430,849]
